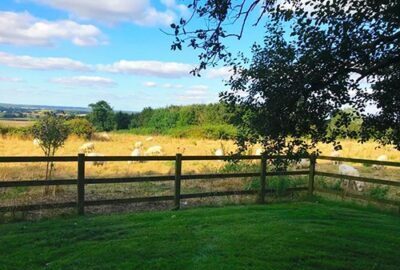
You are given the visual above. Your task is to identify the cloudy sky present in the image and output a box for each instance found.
[0,0,263,111]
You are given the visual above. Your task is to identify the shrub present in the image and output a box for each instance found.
[317,177,343,191]
[368,185,390,200]
[66,118,94,139]
[219,161,258,173]
[0,125,32,138]
[32,113,69,195]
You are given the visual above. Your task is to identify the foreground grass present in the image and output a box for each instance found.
[0,202,399,270]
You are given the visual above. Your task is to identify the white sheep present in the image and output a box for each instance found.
[33,138,41,147]
[87,152,105,166]
[128,147,142,164]
[94,132,111,141]
[338,164,365,191]
[215,148,224,156]
[372,155,388,170]
[144,145,163,156]
[134,141,143,148]
[295,158,310,169]
[145,136,153,142]
[330,150,341,165]
[79,142,95,153]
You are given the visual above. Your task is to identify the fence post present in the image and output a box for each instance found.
[77,153,85,215]
[308,155,316,196]
[259,154,267,203]
[174,153,182,210]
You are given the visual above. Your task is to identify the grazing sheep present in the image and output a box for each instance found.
[144,145,163,156]
[372,155,388,169]
[295,158,310,169]
[330,150,341,165]
[128,147,142,164]
[145,136,153,142]
[94,132,111,141]
[87,152,105,166]
[134,141,143,148]
[79,142,95,153]
[338,164,365,191]
[33,138,41,147]
[215,148,224,156]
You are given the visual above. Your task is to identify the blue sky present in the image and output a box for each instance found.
[0,0,264,111]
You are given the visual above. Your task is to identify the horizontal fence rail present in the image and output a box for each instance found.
[0,179,77,188]
[0,154,399,214]
[0,156,77,163]
[315,172,400,187]
[318,156,400,167]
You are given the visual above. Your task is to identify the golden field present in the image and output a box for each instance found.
[0,133,399,213]
[0,133,399,181]
[0,119,34,127]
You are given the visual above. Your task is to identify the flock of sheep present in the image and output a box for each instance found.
[33,134,390,193]
[77,135,226,166]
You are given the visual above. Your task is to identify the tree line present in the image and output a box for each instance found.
[0,100,363,141]
[87,100,237,139]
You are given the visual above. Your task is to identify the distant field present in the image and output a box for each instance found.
[0,119,35,127]
[0,202,399,270]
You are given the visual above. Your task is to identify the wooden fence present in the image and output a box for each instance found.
[0,154,399,215]
[315,156,400,208]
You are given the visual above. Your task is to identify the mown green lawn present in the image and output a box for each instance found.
[0,202,399,270]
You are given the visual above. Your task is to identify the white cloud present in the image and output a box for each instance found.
[0,51,234,82]
[0,51,90,71]
[98,60,193,78]
[34,0,176,26]
[143,81,157,87]
[162,83,183,89]
[51,76,115,87]
[0,76,23,83]
[186,85,208,94]
[177,84,211,102]
[0,11,103,46]
[206,67,233,79]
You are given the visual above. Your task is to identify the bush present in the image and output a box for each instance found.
[0,125,32,138]
[268,176,308,196]
[66,118,94,139]
[368,185,390,200]
[219,161,258,173]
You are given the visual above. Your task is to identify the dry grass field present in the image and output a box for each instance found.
[0,119,35,127]
[0,133,399,216]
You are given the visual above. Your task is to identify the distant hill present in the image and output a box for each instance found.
[0,103,90,113]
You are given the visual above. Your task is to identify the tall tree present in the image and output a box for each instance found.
[114,111,131,130]
[88,101,115,132]
[171,0,400,151]
[32,112,69,195]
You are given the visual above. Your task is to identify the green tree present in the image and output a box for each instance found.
[32,113,69,195]
[130,107,154,128]
[114,111,131,130]
[88,101,115,131]
[65,118,94,139]
[327,109,362,140]
[177,106,197,126]
[170,0,400,151]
